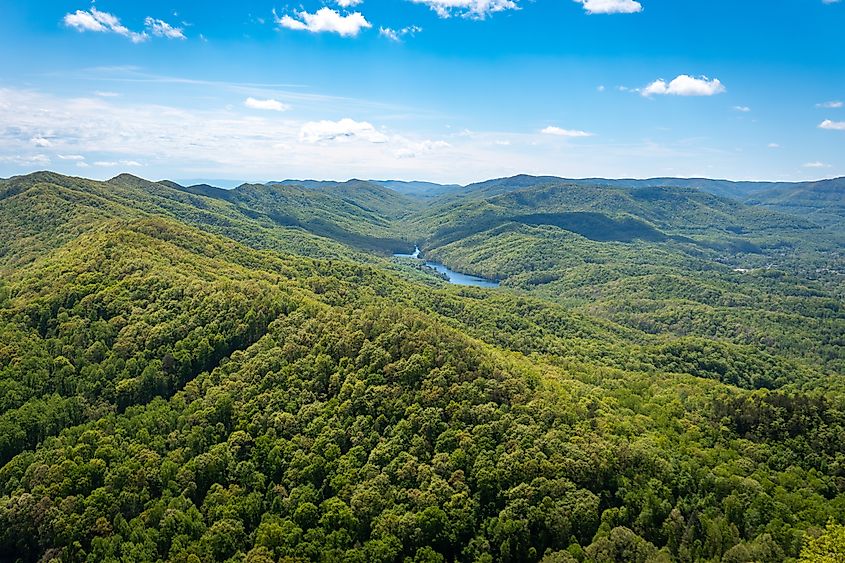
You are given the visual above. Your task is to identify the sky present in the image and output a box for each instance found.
[0,0,844,184]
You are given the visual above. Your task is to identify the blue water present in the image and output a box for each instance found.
[394,246,500,288]
[424,261,500,288]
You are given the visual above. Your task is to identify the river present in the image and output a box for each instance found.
[394,247,500,288]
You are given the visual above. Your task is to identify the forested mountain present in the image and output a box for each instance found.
[0,171,843,562]
[459,174,845,201]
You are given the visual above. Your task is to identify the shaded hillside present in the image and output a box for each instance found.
[746,178,845,226]
[182,179,418,254]
[0,172,414,270]
[461,173,845,202]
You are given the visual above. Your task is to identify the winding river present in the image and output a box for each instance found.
[394,247,500,288]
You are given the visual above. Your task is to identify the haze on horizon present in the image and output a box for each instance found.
[1,0,843,184]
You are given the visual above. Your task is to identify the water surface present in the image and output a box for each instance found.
[394,247,499,288]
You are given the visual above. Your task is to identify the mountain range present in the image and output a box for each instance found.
[0,170,843,562]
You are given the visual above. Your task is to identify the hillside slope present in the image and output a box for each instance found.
[0,171,843,562]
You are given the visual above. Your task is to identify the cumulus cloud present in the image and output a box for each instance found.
[575,0,642,14]
[276,8,371,37]
[817,101,843,109]
[299,118,389,143]
[408,0,518,19]
[336,0,363,5]
[379,25,423,41]
[31,136,53,148]
[244,97,290,111]
[63,7,185,42]
[541,126,594,137]
[819,119,845,130]
[145,17,186,39]
[642,75,726,97]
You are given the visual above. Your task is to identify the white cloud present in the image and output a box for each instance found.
[575,0,642,14]
[145,17,186,39]
[299,118,389,143]
[0,154,50,166]
[733,106,751,112]
[642,75,726,97]
[93,160,143,167]
[379,25,423,41]
[95,91,120,97]
[31,137,53,148]
[541,126,594,137]
[64,7,147,43]
[336,0,363,6]
[58,154,86,161]
[244,97,290,111]
[817,101,843,109]
[767,143,780,148]
[803,161,830,168]
[276,8,371,37]
[394,139,451,158]
[0,85,790,185]
[819,119,845,130]
[408,0,518,19]
[63,8,185,42]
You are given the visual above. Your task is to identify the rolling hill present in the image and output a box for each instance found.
[0,170,843,562]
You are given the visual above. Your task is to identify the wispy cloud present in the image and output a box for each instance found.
[408,0,518,19]
[575,0,643,14]
[733,106,751,112]
[93,160,143,167]
[145,17,186,40]
[299,118,388,143]
[541,126,594,137]
[276,8,371,37]
[0,85,807,184]
[642,75,726,97]
[817,100,843,109]
[63,8,185,42]
[244,97,290,111]
[819,119,845,130]
[379,25,423,42]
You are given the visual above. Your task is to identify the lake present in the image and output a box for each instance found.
[394,247,500,288]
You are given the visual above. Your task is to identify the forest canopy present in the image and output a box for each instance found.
[0,172,843,562]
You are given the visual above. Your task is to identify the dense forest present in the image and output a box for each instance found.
[0,172,843,562]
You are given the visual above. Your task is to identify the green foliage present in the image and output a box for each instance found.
[799,521,845,563]
[0,172,843,562]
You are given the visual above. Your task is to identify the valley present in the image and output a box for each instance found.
[0,171,843,562]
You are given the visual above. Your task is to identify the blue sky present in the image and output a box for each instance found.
[0,0,843,184]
